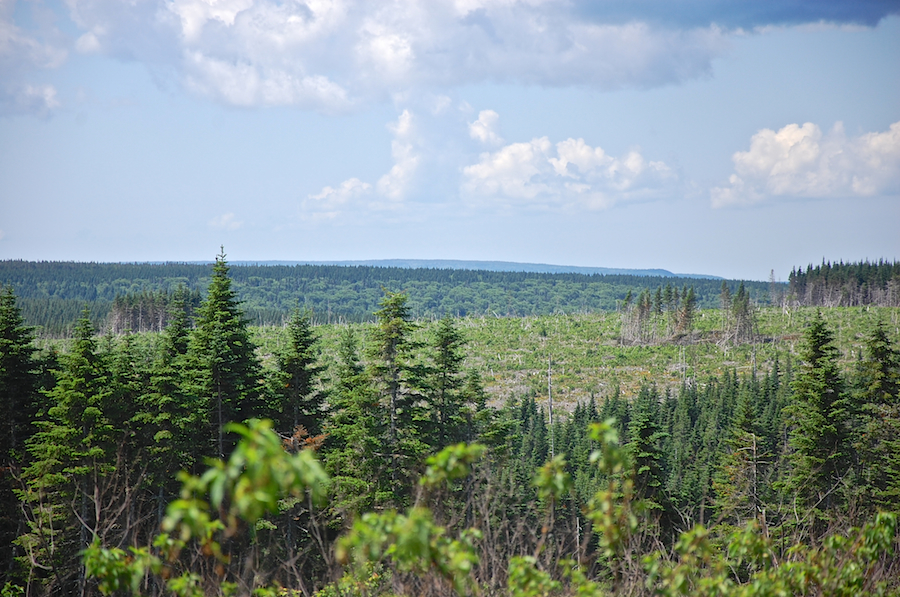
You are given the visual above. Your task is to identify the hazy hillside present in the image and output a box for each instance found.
[236,259,724,279]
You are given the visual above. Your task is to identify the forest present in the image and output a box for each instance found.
[0,260,777,337]
[1,254,899,597]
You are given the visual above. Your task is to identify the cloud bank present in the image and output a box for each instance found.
[5,0,895,115]
[712,121,900,206]
[573,0,898,29]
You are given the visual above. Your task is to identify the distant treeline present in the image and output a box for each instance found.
[2,260,777,336]
[789,259,900,307]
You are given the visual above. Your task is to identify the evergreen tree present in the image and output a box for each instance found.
[0,286,39,461]
[425,314,469,448]
[787,312,853,522]
[854,321,900,511]
[325,328,387,513]
[0,287,41,585]
[143,287,205,498]
[714,386,770,528]
[676,286,696,335]
[719,281,732,341]
[269,308,325,436]
[626,386,667,508]
[187,250,262,458]
[368,291,425,504]
[18,312,113,595]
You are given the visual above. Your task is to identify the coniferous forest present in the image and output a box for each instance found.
[0,260,780,337]
[1,254,899,597]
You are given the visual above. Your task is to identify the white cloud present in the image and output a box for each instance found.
[469,109,503,146]
[376,109,419,201]
[209,212,243,230]
[303,177,372,221]
[7,0,894,115]
[182,51,350,109]
[463,135,675,210]
[303,109,422,220]
[0,229,5,241]
[712,121,900,207]
[42,0,731,111]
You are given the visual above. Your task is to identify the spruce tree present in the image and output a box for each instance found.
[324,328,387,512]
[627,386,667,508]
[187,250,262,458]
[0,287,40,585]
[855,321,900,512]
[714,386,770,528]
[425,314,469,448]
[268,308,325,436]
[368,290,425,504]
[19,312,112,594]
[144,287,205,493]
[0,286,39,461]
[787,312,852,522]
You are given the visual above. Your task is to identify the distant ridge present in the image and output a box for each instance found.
[229,259,723,280]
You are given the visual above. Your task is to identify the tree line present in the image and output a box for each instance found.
[1,260,773,336]
[1,254,898,596]
[788,259,900,307]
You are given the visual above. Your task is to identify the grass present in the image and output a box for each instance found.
[252,306,900,414]
[30,305,900,418]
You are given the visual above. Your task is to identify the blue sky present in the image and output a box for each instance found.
[1,0,898,280]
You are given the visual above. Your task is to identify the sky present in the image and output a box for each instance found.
[1,0,899,281]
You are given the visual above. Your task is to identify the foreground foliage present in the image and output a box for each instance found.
[81,421,899,597]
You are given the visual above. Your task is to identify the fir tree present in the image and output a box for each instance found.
[0,287,40,585]
[269,308,325,436]
[187,250,262,458]
[787,312,853,522]
[368,290,425,504]
[19,312,112,594]
[425,314,469,448]
[854,320,900,512]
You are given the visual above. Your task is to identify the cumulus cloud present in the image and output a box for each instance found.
[304,110,422,219]
[469,110,503,146]
[209,212,243,230]
[1,83,61,117]
[377,109,420,201]
[711,121,900,207]
[463,135,676,210]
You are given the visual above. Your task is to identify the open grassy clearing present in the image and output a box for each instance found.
[251,306,900,414]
